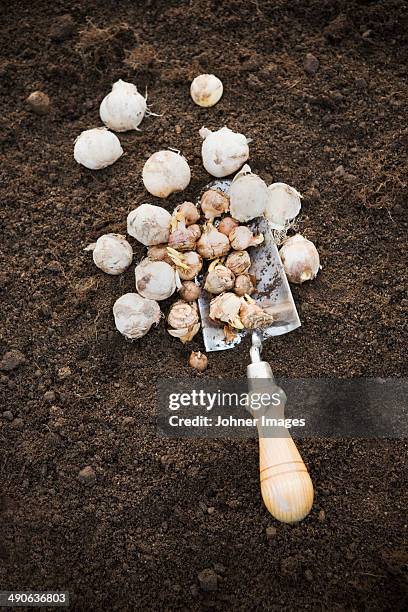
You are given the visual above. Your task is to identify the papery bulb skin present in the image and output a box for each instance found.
[197,223,230,259]
[142,150,191,198]
[239,299,274,329]
[92,234,133,275]
[135,259,177,301]
[177,251,203,281]
[167,300,200,343]
[225,250,251,275]
[147,244,173,265]
[234,273,255,297]
[204,265,235,295]
[174,201,200,226]
[179,281,201,302]
[74,127,123,170]
[265,182,302,229]
[229,165,269,222]
[201,189,230,220]
[113,293,160,339]
[200,126,249,178]
[189,351,208,372]
[209,292,243,328]
[168,221,198,252]
[190,74,223,107]
[279,234,320,284]
[218,216,239,237]
[127,204,171,246]
[229,226,264,250]
[100,80,147,132]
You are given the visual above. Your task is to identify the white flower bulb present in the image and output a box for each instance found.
[279,234,320,284]
[74,127,123,170]
[127,204,171,246]
[113,293,160,339]
[200,126,249,178]
[265,183,302,229]
[135,259,177,301]
[190,74,223,107]
[142,150,191,198]
[90,234,133,275]
[100,79,147,132]
[229,165,269,222]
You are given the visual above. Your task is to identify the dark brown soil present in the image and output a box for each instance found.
[1,1,407,610]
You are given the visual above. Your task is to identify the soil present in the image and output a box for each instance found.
[1,1,407,610]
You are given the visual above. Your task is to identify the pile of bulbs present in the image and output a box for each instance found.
[79,74,320,369]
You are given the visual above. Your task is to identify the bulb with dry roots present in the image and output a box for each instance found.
[87,233,133,275]
[239,295,275,329]
[234,273,255,297]
[179,281,201,302]
[229,165,270,222]
[173,201,200,226]
[113,293,161,339]
[209,292,243,329]
[190,74,223,107]
[127,204,171,246]
[167,300,200,343]
[100,80,147,132]
[201,189,229,220]
[189,351,208,372]
[218,216,239,237]
[167,249,203,281]
[229,226,264,250]
[200,126,249,178]
[279,234,320,284]
[168,219,198,252]
[135,259,178,301]
[204,262,235,295]
[142,150,191,198]
[197,223,230,259]
[225,250,251,275]
[265,183,302,229]
[74,127,123,170]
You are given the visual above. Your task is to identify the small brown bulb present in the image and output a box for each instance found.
[26,91,50,115]
[189,351,208,372]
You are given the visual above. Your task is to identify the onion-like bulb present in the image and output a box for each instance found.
[201,189,229,220]
[239,296,275,329]
[86,234,133,275]
[225,250,251,275]
[168,219,198,252]
[229,226,264,250]
[209,292,243,329]
[189,351,208,372]
[166,249,203,281]
[167,300,200,343]
[173,201,200,226]
[135,259,178,301]
[197,223,230,259]
[113,293,160,339]
[200,126,249,178]
[218,216,239,237]
[142,150,191,198]
[188,224,201,241]
[147,244,174,266]
[265,183,302,229]
[127,204,171,246]
[234,273,255,297]
[179,281,201,302]
[100,80,147,132]
[229,165,269,222]
[190,74,223,107]
[74,127,123,170]
[204,263,235,295]
[279,234,320,284]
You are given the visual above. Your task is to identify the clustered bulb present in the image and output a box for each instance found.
[218,216,239,237]
[204,263,235,294]
[229,226,264,250]
[234,273,255,297]
[229,165,269,222]
[173,201,200,226]
[113,293,160,339]
[127,204,171,246]
[279,234,320,284]
[100,80,147,132]
[135,259,178,301]
[89,233,133,275]
[167,300,200,343]
[74,127,123,170]
[225,250,251,275]
[239,296,274,329]
[142,150,191,198]
[189,351,208,372]
[265,183,302,229]
[190,74,223,107]
[200,126,249,178]
[209,293,243,329]
[179,281,201,302]
[201,189,230,220]
[197,223,230,259]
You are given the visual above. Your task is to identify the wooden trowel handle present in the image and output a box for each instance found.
[247,362,314,523]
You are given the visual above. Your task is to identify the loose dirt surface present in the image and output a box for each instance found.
[1,1,407,610]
